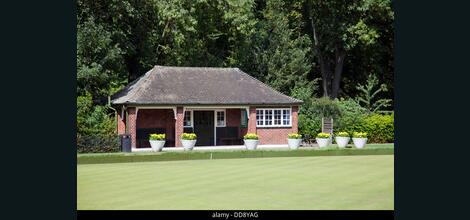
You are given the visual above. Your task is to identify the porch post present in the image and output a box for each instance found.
[247,106,257,134]
[175,107,184,147]
[127,107,137,149]
[117,107,126,135]
[292,106,299,133]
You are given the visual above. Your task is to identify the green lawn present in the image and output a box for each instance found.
[77,155,394,210]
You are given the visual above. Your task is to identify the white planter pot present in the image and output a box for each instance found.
[287,138,302,150]
[149,140,165,152]
[316,138,330,148]
[352,138,368,148]
[181,139,197,151]
[335,137,350,148]
[244,139,259,150]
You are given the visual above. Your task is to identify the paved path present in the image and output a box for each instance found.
[131,144,316,152]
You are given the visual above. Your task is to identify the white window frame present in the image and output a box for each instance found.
[256,107,292,127]
[256,109,264,126]
[183,110,193,127]
[282,109,291,126]
[215,110,226,127]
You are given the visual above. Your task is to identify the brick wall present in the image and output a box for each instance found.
[136,109,175,146]
[117,107,126,135]
[247,107,257,134]
[250,105,299,145]
[226,109,247,139]
[175,107,184,147]
[127,107,137,148]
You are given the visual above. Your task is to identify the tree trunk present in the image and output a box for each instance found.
[331,46,346,99]
[310,17,330,97]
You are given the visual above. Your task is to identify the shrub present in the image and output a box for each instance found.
[335,98,368,134]
[244,133,259,140]
[298,114,321,137]
[353,132,368,138]
[77,93,116,135]
[149,133,165,140]
[288,133,302,139]
[316,132,331,138]
[336,131,350,137]
[77,134,120,153]
[298,97,341,137]
[181,133,197,140]
[355,113,394,143]
[311,97,342,119]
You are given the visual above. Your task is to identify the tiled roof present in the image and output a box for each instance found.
[111,66,302,105]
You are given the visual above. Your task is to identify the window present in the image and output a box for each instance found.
[216,110,226,127]
[183,111,192,127]
[274,110,282,125]
[240,109,248,128]
[265,110,273,125]
[282,109,291,125]
[256,110,264,126]
[256,108,292,127]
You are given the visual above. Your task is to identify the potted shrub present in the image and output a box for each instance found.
[287,133,302,150]
[243,133,259,150]
[352,132,368,148]
[149,133,166,152]
[316,132,331,148]
[181,133,197,151]
[335,131,350,148]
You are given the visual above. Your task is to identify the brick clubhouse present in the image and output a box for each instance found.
[111,66,302,149]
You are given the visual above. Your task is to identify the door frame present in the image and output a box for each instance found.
[185,106,248,146]
[192,110,216,146]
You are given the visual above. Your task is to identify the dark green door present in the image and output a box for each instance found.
[193,111,214,146]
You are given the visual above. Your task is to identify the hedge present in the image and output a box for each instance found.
[356,113,394,143]
[77,134,120,153]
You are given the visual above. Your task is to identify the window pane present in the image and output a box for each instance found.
[184,111,191,126]
[217,111,225,126]
[282,109,290,125]
[274,110,281,125]
[265,110,272,125]
[256,110,264,126]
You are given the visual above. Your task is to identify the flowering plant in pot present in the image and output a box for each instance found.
[352,132,368,148]
[243,133,259,150]
[149,133,166,152]
[181,133,197,151]
[287,133,302,150]
[335,131,350,148]
[316,132,331,148]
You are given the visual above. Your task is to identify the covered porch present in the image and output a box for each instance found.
[117,106,253,149]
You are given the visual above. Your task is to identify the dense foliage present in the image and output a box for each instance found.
[355,113,394,143]
[77,134,120,153]
[77,0,394,150]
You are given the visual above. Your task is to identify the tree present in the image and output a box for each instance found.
[305,0,393,99]
[355,74,392,113]
[252,0,312,95]
[77,16,126,103]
